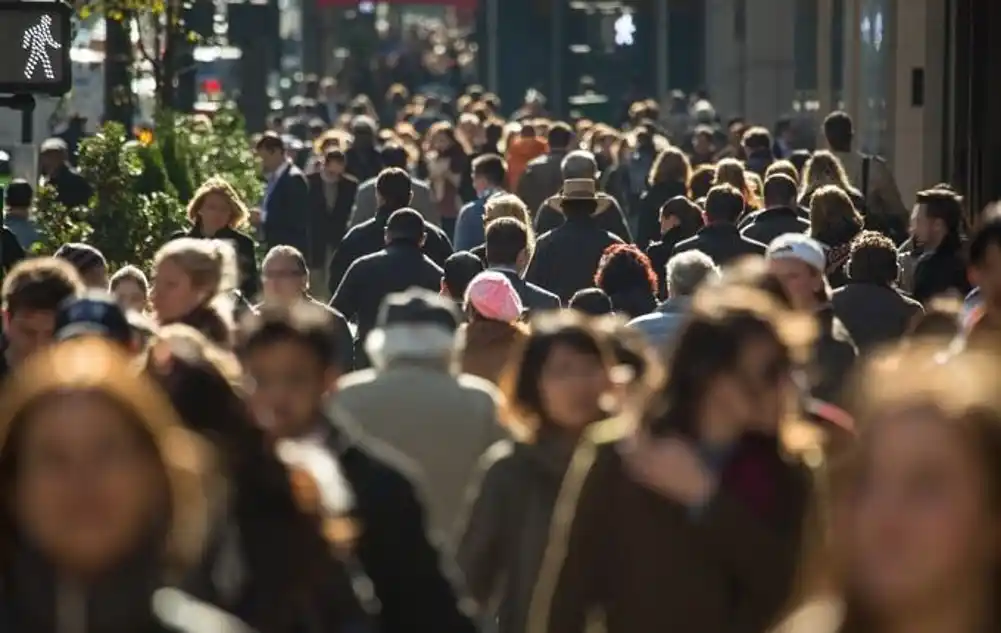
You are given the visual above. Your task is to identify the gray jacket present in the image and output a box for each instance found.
[349,176,441,228]
[627,296,693,349]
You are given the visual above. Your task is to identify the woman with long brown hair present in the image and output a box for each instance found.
[776,345,1001,633]
[810,185,865,288]
[637,147,692,250]
[456,313,614,633]
[0,338,243,633]
[527,286,817,633]
[714,158,763,214]
[143,325,370,633]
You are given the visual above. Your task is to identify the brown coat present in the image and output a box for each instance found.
[527,418,811,633]
[459,320,529,386]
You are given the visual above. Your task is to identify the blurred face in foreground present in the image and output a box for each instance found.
[845,406,996,618]
[699,337,790,442]
[769,258,822,310]
[3,309,57,365]
[537,343,610,432]
[151,259,203,323]
[244,341,334,440]
[14,393,163,576]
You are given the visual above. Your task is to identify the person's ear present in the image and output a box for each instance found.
[419,233,427,248]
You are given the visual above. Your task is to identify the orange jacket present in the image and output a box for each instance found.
[505,137,548,192]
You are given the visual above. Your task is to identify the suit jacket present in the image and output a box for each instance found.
[349,176,441,228]
[263,162,310,256]
[307,172,358,268]
[491,267,561,313]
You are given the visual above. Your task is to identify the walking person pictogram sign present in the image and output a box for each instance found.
[0,2,72,96]
[22,14,61,81]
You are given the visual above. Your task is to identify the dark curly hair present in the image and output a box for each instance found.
[594,243,658,295]
[847,230,899,285]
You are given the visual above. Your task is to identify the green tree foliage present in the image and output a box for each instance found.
[31,185,92,255]
[33,110,259,271]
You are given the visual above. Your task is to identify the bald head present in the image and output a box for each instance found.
[561,150,598,180]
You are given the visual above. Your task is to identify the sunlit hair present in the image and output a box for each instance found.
[766,159,800,184]
[155,238,237,301]
[0,339,216,579]
[784,345,1001,630]
[312,128,353,156]
[423,120,470,155]
[809,185,864,241]
[186,177,250,229]
[648,146,692,190]
[110,264,149,295]
[636,285,815,440]
[594,243,658,296]
[484,193,536,259]
[800,150,861,202]
[499,311,615,441]
[713,158,762,210]
[689,164,716,200]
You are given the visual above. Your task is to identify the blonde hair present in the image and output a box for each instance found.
[155,238,238,300]
[801,150,860,200]
[809,185,864,241]
[186,177,250,229]
[766,159,800,184]
[484,193,536,260]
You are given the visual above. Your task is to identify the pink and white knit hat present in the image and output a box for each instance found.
[464,271,524,323]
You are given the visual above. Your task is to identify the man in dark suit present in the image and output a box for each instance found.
[739,174,810,246]
[672,184,767,266]
[307,148,358,298]
[255,132,310,257]
[330,208,444,368]
[328,168,452,297]
[484,216,560,312]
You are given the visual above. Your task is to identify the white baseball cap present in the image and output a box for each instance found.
[766,233,827,273]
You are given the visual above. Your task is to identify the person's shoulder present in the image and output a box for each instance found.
[605,230,625,243]
[341,173,359,185]
[286,163,308,180]
[535,228,556,244]
[672,234,699,252]
[336,420,427,491]
[357,177,377,192]
[337,368,379,392]
[343,219,376,240]
[627,311,664,327]
[152,587,255,633]
[220,227,256,246]
[457,372,502,399]
[525,154,549,168]
[741,233,768,251]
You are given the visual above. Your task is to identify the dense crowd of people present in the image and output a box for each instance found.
[1,80,1000,633]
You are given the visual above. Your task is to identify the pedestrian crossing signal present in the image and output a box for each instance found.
[0,2,72,96]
